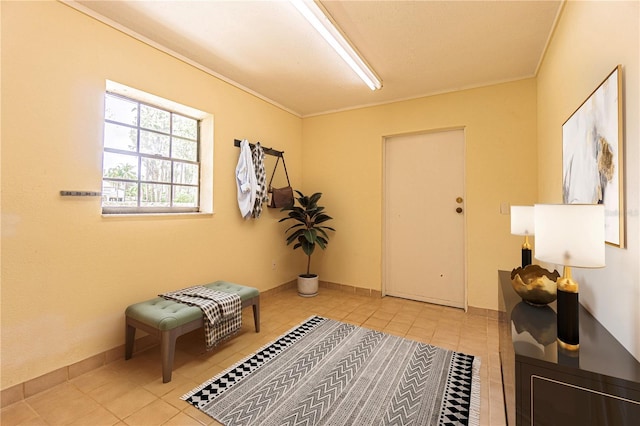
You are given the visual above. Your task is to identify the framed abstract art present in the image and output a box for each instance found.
[562,65,624,247]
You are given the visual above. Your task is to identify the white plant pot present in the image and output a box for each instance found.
[297,275,319,297]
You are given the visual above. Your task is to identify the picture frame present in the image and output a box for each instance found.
[562,65,624,248]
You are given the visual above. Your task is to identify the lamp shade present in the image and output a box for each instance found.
[511,206,535,236]
[534,204,605,268]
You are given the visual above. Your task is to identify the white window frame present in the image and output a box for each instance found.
[102,81,213,215]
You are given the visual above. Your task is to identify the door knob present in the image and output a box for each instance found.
[456,207,463,214]
[456,197,463,204]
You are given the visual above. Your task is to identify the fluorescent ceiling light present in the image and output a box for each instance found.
[290,0,382,91]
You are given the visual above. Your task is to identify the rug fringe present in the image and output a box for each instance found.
[181,315,325,400]
[469,356,482,426]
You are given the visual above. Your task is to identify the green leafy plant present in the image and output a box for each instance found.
[279,191,335,277]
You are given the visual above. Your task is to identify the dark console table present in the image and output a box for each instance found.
[498,270,640,425]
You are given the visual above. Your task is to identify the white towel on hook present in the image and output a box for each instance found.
[235,139,257,219]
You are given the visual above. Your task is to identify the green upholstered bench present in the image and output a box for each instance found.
[125,281,260,383]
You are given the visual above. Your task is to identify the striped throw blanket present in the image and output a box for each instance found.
[161,286,242,350]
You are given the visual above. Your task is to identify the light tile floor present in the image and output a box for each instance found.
[1,287,506,425]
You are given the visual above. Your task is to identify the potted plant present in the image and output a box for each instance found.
[279,191,335,297]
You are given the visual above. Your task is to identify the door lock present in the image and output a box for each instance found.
[456,207,463,214]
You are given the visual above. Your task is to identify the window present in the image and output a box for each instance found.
[102,92,202,214]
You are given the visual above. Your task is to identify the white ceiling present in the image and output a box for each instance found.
[67,0,563,117]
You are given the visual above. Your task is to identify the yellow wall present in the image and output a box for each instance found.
[537,1,639,360]
[11,0,622,390]
[302,80,538,311]
[1,1,303,388]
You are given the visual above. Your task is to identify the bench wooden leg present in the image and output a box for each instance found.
[125,322,136,360]
[161,329,179,383]
[252,299,260,333]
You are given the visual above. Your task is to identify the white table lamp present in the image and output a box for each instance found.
[511,205,535,267]
[534,204,605,350]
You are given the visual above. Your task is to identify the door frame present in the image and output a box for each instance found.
[381,127,469,311]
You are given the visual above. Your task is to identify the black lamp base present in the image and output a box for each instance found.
[557,288,580,350]
[521,248,532,268]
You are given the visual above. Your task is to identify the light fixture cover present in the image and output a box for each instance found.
[511,205,535,236]
[290,0,382,90]
[534,204,605,268]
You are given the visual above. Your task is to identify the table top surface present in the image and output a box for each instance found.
[498,269,640,384]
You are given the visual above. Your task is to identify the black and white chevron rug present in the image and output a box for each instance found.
[182,316,480,425]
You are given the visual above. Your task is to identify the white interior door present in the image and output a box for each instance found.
[384,130,465,308]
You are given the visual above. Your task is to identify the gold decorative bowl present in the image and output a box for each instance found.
[511,265,560,306]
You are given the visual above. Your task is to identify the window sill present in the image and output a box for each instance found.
[101,211,214,219]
